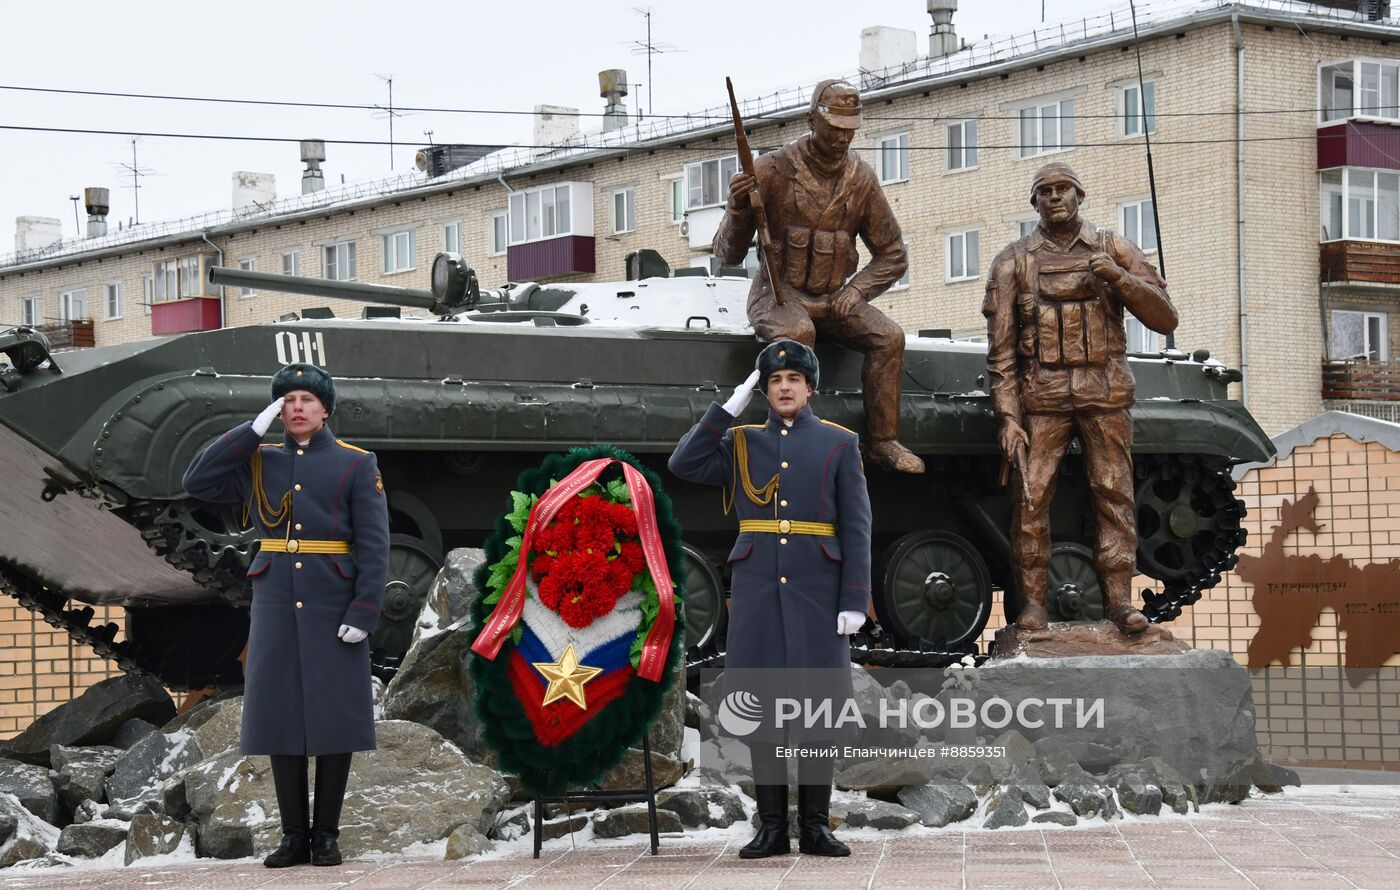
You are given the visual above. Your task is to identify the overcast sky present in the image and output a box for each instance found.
[2,0,1114,252]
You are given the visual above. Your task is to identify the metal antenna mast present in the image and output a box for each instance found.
[628,7,680,119]
[111,138,156,226]
[371,74,416,169]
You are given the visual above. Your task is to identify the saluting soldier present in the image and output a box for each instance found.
[183,363,389,868]
[669,340,871,859]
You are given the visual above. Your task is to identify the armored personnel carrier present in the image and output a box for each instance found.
[0,252,1271,689]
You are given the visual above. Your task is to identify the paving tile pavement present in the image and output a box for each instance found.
[0,787,1396,890]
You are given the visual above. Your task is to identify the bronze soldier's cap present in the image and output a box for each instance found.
[809,80,863,130]
[272,363,336,416]
[1029,161,1085,206]
[756,340,820,390]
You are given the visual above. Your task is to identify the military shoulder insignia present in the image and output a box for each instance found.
[374,473,385,495]
[820,419,859,437]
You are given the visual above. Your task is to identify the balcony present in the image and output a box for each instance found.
[151,297,222,335]
[1322,360,1400,421]
[33,319,95,349]
[1320,240,1400,286]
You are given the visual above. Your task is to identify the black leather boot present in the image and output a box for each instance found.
[797,784,849,857]
[311,753,352,866]
[265,755,310,868]
[739,784,791,859]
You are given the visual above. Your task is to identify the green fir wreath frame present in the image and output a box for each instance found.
[468,444,686,796]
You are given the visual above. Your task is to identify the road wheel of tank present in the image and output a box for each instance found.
[369,534,444,682]
[1043,542,1106,622]
[1001,541,1108,623]
[876,531,992,649]
[681,544,726,653]
[1133,455,1246,622]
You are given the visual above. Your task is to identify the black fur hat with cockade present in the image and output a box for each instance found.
[756,339,820,390]
[271,363,336,416]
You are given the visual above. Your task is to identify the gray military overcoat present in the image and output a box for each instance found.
[669,402,872,671]
[183,422,389,755]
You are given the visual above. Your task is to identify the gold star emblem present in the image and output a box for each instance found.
[532,643,603,709]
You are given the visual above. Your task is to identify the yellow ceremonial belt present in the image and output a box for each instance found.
[259,539,352,554]
[738,520,837,536]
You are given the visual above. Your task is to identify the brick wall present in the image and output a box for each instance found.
[0,602,125,739]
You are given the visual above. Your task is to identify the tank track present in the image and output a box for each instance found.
[0,561,142,677]
[121,499,252,604]
[686,624,987,681]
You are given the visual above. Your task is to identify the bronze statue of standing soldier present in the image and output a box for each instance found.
[715,79,923,474]
[983,162,1177,635]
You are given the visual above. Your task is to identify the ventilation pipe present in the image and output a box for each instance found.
[599,69,630,132]
[83,187,110,238]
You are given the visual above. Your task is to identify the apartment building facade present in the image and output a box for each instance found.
[1,1,1398,440]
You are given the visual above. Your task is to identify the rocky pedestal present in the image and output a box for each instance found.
[991,622,1189,658]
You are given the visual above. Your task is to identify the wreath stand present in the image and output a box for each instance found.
[531,731,661,858]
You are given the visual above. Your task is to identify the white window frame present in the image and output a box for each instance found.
[685,155,739,210]
[323,240,357,281]
[873,131,910,184]
[142,276,153,315]
[59,287,87,322]
[1330,309,1389,361]
[1125,315,1161,354]
[609,186,636,234]
[281,251,300,276]
[236,258,257,298]
[945,118,979,173]
[665,175,685,224]
[1014,94,1077,159]
[1320,57,1400,125]
[1118,79,1157,137]
[380,228,416,275]
[1119,199,1158,253]
[103,281,122,320]
[944,228,980,282]
[1320,167,1400,242]
[507,182,590,246]
[441,221,461,255]
[20,296,39,327]
[486,210,508,256]
[1012,216,1039,240]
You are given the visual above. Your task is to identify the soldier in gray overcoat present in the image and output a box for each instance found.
[669,340,871,859]
[183,363,388,868]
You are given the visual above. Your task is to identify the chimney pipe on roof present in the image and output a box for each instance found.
[927,0,958,59]
[599,69,630,132]
[300,140,326,194]
[83,187,110,238]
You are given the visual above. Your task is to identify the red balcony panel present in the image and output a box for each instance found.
[507,236,595,280]
[1318,121,1400,170]
[151,297,222,335]
[1320,240,1400,284]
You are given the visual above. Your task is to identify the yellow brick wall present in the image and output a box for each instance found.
[0,603,126,739]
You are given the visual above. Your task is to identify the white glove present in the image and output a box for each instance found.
[338,624,368,644]
[837,611,866,635]
[722,369,763,417]
[252,397,285,436]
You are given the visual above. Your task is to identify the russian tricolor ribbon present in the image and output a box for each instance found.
[470,458,677,682]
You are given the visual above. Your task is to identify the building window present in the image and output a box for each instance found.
[508,183,575,244]
[281,251,300,276]
[685,155,739,210]
[142,276,153,315]
[442,222,461,255]
[1330,309,1388,361]
[487,210,507,256]
[874,132,910,184]
[104,282,122,319]
[59,288,87,322]
[324,241,357,281]
[668,178,684,224]
[891,241,912,289]
[945,229,980,281]
[1120,80,1156,136]
[1017,96,1076,159]
[1017,218,1038,239]
[1320,58,1400,123]
[381,229,416,275]
[1125,315,1160,353]
[237,258,257,297]
[21,296,38,327]
[946,119,978,172]
[610,187,636,234]
[1120,199,1158,252]
[1320,168,1400,241]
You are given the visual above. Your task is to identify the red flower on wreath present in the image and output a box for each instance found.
[530,494,647,627]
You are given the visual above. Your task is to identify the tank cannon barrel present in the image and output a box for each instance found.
[208,255,482,317]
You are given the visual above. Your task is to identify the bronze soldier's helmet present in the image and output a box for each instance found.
[756,340,820,390]
[809,80,863,130]
[272,363,336,416]
[1029,161,1085,206]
